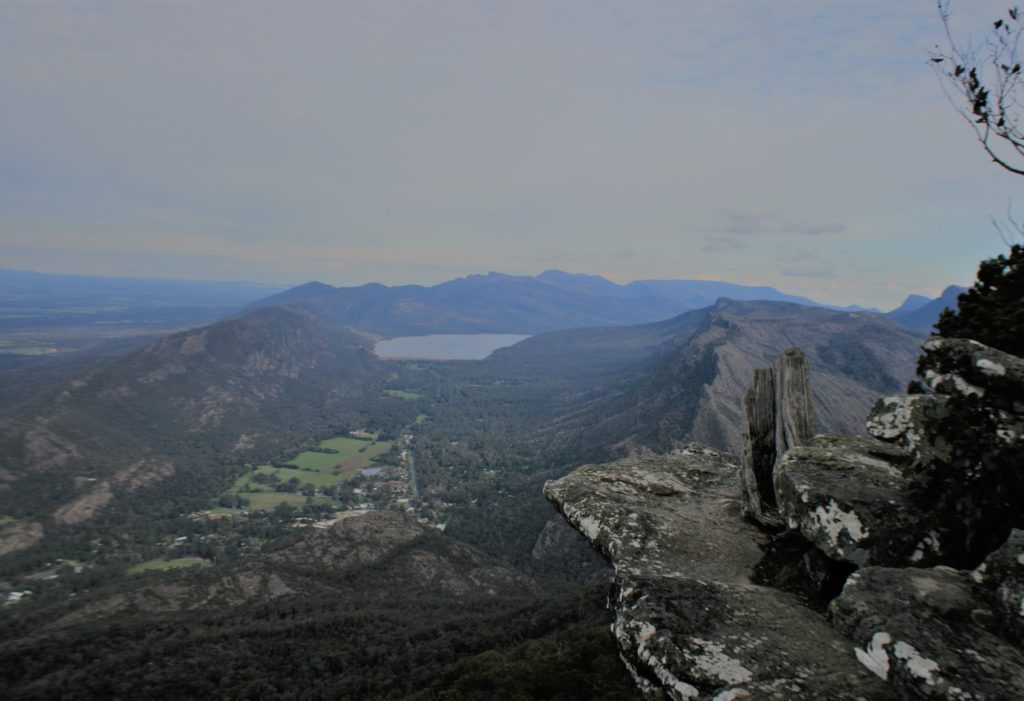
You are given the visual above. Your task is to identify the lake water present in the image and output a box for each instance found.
[374,333,531,360]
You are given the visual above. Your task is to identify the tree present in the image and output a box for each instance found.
[935,243,1024,354]
[930,2,1024,353]
[932,2,1024,175]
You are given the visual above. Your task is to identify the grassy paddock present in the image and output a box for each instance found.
[225,435,393,510]
[287,436,391,469]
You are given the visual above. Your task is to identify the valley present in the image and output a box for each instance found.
[0,272,935,699]
[2,2,1011,695]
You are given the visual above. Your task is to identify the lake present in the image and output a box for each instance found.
[374,333,531,360]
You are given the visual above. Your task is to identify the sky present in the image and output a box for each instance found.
[1,0,1021,309]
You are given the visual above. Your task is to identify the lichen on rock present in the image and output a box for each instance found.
[544,446,893,699]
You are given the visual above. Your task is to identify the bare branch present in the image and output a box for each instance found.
[933,1,1024,175]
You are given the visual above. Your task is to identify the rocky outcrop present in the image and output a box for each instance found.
[972,528,1024,646]
[544,446,894,699]
[829,549,1024,700]
[740,348,816,527]
[919,337,1024,409]
[530,515,611,582]
[774,435,935,567]
[774,337,1024,570]
[548,337,1024,700]
[0,519,44,557]
[866,338,1024,566]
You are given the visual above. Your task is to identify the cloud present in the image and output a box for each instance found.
[0,1,1014,308]
[782,264,836,279]
[702,235,747,252]
[714,209,775,236]
[779,220,848,236]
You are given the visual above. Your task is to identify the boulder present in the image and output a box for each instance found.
[920,337,1024,412]
[865,393,951,460]
[544,445,894,700]
[774,434,938,566]
[740,348,816,527]
[972,528,1024,646]
[830,562,1024,699]
[901,338,1024,565]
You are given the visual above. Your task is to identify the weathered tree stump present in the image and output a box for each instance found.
[741,347,816,527]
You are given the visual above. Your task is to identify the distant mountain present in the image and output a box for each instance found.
[249,270,872,336]
[246,280,336,307]
[888,285,967,333]
[888,293,932,316]
[499,300,924,458]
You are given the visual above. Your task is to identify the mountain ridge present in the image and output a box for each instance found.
[887,284,967,333]
[509,300,924,459]
[247,269,885,335]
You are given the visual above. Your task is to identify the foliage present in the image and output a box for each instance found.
[0,582,640,701]
[908,388,1024,565]
[934,243,1024,355]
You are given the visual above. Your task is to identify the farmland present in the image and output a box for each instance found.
[227,434,395,510]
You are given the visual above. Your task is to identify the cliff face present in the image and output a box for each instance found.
[568,300,922,458]
[546,339,1024,700]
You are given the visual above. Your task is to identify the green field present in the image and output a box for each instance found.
[127,557,210,575]
[414,413,428,425]
[383,389,422,400]
[228,435,394,510]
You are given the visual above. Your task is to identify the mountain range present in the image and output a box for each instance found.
[886,284,967,333]
[249,269,881,336]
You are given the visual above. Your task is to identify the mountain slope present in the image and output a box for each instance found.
[0,306,387,533]
[484,307,710,379]
[42,512,538,631]
[524,301,924,458]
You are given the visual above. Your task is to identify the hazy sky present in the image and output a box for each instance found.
[1,0,1020,308]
